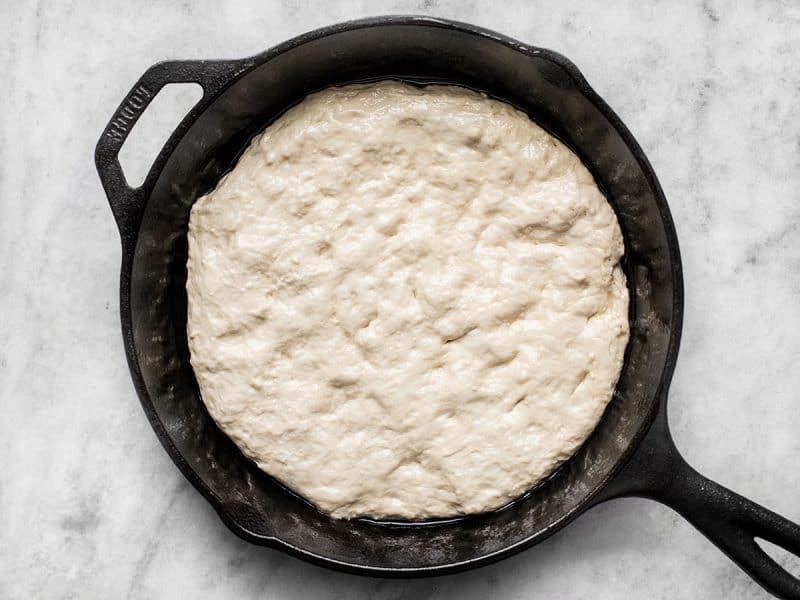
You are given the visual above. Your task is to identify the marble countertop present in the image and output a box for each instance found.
[2,1,799,598]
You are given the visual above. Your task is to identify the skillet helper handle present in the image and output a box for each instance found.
[597,409,800,599]
[94,59,244,245]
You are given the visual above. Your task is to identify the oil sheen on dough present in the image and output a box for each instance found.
[187,81,629,520]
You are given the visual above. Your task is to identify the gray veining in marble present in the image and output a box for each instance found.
[2,1,800,598]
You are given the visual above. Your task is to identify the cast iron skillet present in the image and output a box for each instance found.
[95,16,800,598]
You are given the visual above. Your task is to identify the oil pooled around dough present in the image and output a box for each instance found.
[187,81,629,519]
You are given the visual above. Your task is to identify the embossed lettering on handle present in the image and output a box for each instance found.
[105,84,154,142]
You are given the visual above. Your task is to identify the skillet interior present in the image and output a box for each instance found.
[125,19,680,572]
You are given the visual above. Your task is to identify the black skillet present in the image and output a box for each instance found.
[95,16,800,599]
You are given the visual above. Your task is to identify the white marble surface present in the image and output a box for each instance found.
[2,1,800,598]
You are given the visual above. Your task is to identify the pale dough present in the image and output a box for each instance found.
[187,81,629,520]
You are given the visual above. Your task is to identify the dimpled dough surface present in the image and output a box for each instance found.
[187,81,629,520]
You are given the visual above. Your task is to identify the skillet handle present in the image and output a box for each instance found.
[94,59,246,246]
[594,405,800,599]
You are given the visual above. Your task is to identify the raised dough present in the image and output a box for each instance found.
[187,81,629,520]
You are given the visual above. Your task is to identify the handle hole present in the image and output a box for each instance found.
[118,83,203,188]
[756,537,800,579]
